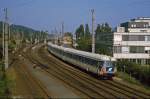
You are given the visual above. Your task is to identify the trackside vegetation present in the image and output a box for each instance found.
[116,60,150,86]
[75,23,150,87]
[75,23,112,54]
[0,62,10,97]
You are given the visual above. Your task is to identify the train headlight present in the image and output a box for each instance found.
[108,68,112,72]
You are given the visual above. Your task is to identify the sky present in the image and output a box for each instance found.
[0,0,150,33]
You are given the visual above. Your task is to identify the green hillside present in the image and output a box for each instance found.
[0,21,48,59]
[0,21,48,40]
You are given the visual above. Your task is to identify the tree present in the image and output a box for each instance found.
[96,22,112,33]
[77,36,91,51]
[75,24,84,40]
[104,22,112,32]
[95,22,113,56]
[85,24,90,37]
[75,24,91,52]
[95,24,101,36]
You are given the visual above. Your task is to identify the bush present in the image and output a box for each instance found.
[116,60,150,86]
[0,62,10,97]
[116,72,141,85]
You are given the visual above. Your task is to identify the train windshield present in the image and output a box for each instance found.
[103,61,113,67]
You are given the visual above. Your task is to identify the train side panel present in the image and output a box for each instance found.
[47,43,115,78]
[48,45,99,74]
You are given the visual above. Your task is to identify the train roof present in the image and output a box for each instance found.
[48,42,116,61]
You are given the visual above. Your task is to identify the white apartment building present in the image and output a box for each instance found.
[113,17,150,64]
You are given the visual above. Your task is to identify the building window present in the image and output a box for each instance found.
[113,46,121,53]
[122,47,129,53]
[131,24,134,28]
[122,35,145,41]
[147,36,150,41]
[145,36,150,41]
[122,35,129,41]
[146,24,149,28]
[144,24,148,28]
[130,46,144,53]
[134,24,136,27]
[140,30,147,32]
[131,24,136,28]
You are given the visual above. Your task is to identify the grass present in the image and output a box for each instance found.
[116,71,150,91]
[116,72,140,85]
[0,62,10,97]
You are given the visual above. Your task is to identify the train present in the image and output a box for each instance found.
[47,42,116,79]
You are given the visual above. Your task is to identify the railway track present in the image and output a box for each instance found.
[25,46,104,98]
[12,45,51,98]
[25,44,150,98]
[40,46,150,98]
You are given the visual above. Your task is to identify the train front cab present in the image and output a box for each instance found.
[98,61,116,79]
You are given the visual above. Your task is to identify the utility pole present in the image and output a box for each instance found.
[91,9,95,53]
[61,22,64,45]
[2,21,5,57]
[21,31,24,42]
[8,24,10,43]
[55,27,58,44]
[4,8,9,70]
[62,22,64,36]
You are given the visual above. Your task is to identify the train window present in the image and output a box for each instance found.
[64,52,66,56]
[69,53,72,58]
[71,53,73,59]
[83,56,87,64]
[88,59,91,65]
[88,58,92,65]
[73,54,75,59]
[98,61,104,67]
[85,57,92,65]
[68,53,70,58]
[67,52,69,57]
[91,59,98,66]
[77,55,80,61]
[74,54,77,60]
[76,54,79,61]
[72,54,75,59]
[78,55,80,60]
[103,61,113,67]
[82,56,85,63]
[79,56,82,61]
[85,57,88,63]
[69,53,71,58]
[60,50,63,55]
[81,56,85,62]
[66,52,68,57]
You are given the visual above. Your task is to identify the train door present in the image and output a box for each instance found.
[97,61,104,76]
[99,61,107,76]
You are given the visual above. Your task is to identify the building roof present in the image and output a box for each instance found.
[131,17,150,21]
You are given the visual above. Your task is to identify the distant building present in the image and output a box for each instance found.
[113,17,150,64]
[62,32,73,48]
